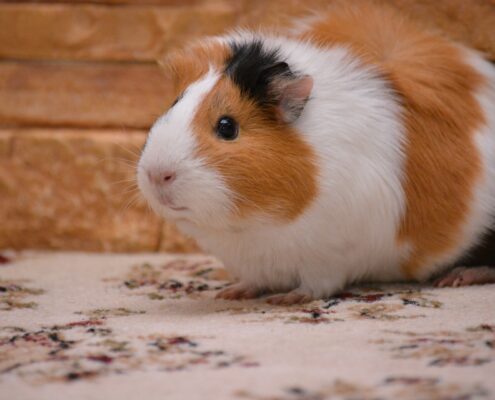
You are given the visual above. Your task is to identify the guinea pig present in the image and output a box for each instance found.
[137,2,495,305]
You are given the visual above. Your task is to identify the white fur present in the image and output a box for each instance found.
[170,34,407,298]
[470,53,495,243]
[138,69,235,229]
[139,33,495,299]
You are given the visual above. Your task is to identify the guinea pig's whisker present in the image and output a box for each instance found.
[116,186,140,197]
[114,180,138,191]
[115,132,144,155]
[96,156,136,165]
[109,178,138,187]
[143,200,154,216]
[120,192,143,212]
[101,157,139,170]
[113,157,138,166]
[116,141,143,159]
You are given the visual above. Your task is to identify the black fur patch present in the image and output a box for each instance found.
[454,227,495,267]
[225,40,292,109]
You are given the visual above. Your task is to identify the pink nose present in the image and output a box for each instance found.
[147,169,177,185]
[163,172,176,183]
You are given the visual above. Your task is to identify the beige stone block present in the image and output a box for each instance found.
[0,1,237,62]
[0,129,164,251]
[0,62,171,129]
[3,1,205,4]
[0,131,12,158]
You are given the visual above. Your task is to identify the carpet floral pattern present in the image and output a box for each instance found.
[1,253,494,399]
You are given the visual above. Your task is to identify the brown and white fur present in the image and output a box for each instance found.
[138,3,495,305]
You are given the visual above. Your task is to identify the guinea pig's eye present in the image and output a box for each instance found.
[215,116,239,141]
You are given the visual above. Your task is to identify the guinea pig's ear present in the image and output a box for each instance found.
[261,62,313,123]
[276,75,313,123]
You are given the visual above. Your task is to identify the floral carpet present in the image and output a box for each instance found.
[1,252,494,400]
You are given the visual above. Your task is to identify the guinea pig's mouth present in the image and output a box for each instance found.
[160,200,188,212]
[167,205,189,212]
[157,194,189,212]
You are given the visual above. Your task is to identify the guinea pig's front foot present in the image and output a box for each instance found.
[265,289,313,306]
[215,283,264,301]
[434,266,495,287]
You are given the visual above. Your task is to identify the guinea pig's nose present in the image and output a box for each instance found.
[147,169,177,185]
[163,172,176,183]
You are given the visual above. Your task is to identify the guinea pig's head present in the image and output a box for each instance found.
[138,36,318,229]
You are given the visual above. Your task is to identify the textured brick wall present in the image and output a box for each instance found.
[0,0,239,252]
[1,0,494,252]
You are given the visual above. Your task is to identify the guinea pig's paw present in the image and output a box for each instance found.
[215,283,264,301]
[265,289,313,306]
[435,266,495,288]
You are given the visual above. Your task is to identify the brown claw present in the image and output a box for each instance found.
[435,266,495,288]
[215,284,262,301]
[266,291,313,306]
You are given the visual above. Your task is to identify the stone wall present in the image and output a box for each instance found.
[1,0,494,252]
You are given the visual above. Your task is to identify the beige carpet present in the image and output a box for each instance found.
[1,252,494,400]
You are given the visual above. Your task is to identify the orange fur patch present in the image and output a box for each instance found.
[159,40,230,107]
[192,77,318,221]
[238,0,495,62]
[300,2,486,277]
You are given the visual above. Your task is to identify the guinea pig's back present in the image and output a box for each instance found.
[455,51,495,270]
[296,2,495,280]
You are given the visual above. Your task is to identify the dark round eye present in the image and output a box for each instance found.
[215,116,239,141]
